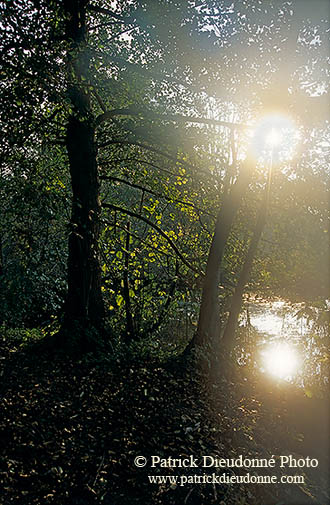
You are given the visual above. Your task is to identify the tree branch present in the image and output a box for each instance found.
[88,5,129,22]
[107,27,137,43]
[105,220,177,260]
[90,20,123,31]
[99,156,181,178]
[98,138,184,164]
[102,202,203,276]
[98,139,215,180]
[100,175,215,217]
[146,261,179,335]
[92,89,107,112]
[95,106,249,130]
[91,50,192,88]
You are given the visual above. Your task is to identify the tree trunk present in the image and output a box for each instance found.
[221,194,267,355]
[62,0,104,336]
[193,158,254,353]
[123,221,135,340]
[64,116,104,331]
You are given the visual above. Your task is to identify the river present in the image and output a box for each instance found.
[246,299,328,386]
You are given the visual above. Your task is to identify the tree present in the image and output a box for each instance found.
[189,0,330,374]
[57,0,251,343]
[194,155,255,351]
[1,0,232,342]
[61,0,105,336]
[221,189,267,355]
[0,0,69,327]
[1,0,328,363]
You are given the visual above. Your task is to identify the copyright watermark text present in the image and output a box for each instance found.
[134,454,318,469]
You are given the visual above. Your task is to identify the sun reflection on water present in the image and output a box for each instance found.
[249,301,305,381]
[260,342,300,380]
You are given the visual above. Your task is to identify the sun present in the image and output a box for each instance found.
[251,113,299,162]
[261,342,300,380]
[266,128,283,147]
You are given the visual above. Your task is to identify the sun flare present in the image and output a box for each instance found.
[261,343,300,380]
[266,128,283,147]
[251,114,299,161]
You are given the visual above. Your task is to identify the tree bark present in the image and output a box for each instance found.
[123,221,135,340]
[62,0,104,336]
[64,116,104,330]
[221,195,267,355]
[193,158,255,353]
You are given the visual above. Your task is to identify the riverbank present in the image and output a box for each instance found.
[1,333,328,504]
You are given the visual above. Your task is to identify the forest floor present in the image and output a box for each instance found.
[0,333,329,505]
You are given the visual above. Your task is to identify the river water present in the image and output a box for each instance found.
[246,299,327,385]
[249,299,309,342]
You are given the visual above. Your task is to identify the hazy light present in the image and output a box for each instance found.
[252,114,298,161]
[261,343,300,379]
[266,128,283,147]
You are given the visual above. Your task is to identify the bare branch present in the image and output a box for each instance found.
[98,138,182,163]
[102,202,203,276]
[95,106,249,130]
[90,20,123,31]
[98,139,215,179]
[105,220,176,260]
[92,89,107,112]
[99,156,180,178]
[88,5,129,22]
[107,27,137,43]
[91,50,190,88]
[100,174,215,218]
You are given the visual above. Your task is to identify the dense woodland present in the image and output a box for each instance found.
[0,1,329,504]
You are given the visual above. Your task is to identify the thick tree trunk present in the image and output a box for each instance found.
[62,0,104,336]
[221,196,267,355]
[193,158,254,353]
[64,116,104,331]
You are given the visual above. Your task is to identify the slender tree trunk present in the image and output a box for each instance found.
[221,192,268,355]
[62,0,104,336]
[193,158,254,352]
[0,234,3,277]
[123,221,135,340]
